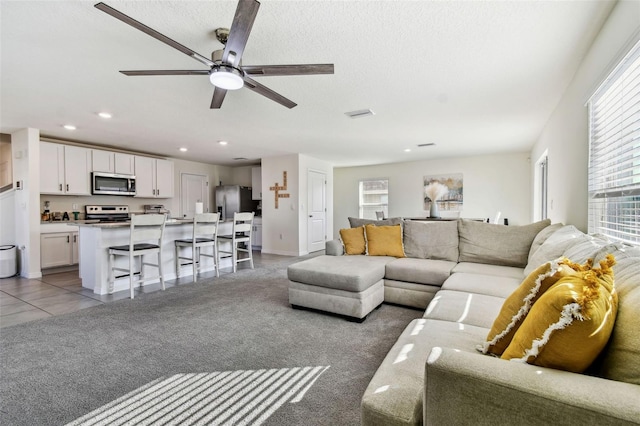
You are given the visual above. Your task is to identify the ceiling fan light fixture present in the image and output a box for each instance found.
[209,66,244,90]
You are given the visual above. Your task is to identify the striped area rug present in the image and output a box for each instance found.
[66,366,329,426]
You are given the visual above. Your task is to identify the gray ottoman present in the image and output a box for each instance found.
[287,255,395,321]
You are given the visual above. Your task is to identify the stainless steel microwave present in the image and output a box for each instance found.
[91,172,136,196]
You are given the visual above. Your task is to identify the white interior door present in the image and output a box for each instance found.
[307,170,326,253]
[181,173,208,219]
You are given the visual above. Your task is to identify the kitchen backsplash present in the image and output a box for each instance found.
[40,194,206,220]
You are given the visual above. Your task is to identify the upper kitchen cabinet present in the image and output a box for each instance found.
[251,166,262,200]
[40,142,91,195]
[134,156,174,198]
[92,150,134,175]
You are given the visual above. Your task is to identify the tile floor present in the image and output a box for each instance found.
[0,251,291,329]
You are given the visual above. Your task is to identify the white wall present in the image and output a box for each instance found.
[12,128,42,278]
[261,154,299,256]
[333,152,531,236]
[530,0,640,231]
[0,190,16,246]
[230,165,254,187]
[262,154,334,256]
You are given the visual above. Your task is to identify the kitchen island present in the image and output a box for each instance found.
[76,219,234,295]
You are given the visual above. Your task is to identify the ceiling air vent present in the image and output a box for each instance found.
[233,157,249,160]
[417,143,436,147]
[345,109,375,119]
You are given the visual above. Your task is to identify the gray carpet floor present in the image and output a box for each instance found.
[0,257,419,426]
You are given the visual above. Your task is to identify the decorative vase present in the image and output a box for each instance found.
[430,201,440,218]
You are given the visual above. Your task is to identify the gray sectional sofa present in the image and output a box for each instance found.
[287,218,640,425]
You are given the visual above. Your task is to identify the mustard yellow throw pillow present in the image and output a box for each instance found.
[501,255,617,373]
[365,224,405,258]
[339,226,366,255]
[480,257,589,356]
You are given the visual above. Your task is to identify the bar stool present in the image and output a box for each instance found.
[108,214,166,299]
[217,212,254,273]
[174,212,220,282]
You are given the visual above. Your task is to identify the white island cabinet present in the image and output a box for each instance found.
[77,220,234,295]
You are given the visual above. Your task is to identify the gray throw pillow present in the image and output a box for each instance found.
[348,217,403,228]
[458,219,551,267]
[403,220,459,262]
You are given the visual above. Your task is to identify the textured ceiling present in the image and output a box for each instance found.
[0,1,615,167]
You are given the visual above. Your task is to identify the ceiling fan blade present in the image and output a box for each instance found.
[242,64,334,77]
[121,70,210,76]
[243,76,296,109]
[95,2,214,67]
[222,0,260,66]
[211,87,228,109]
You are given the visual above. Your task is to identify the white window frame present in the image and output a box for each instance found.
[358,178,389,219]
[587,39,640,245]
[533,151,549,222]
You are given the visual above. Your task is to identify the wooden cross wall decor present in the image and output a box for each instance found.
[269,171,290,209]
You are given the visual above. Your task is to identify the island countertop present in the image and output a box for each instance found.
[76,219,235,295]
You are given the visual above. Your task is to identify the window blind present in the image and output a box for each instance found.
[359,179,389,219]
[588,39,640,245]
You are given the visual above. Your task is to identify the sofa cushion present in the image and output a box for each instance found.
[593,245,640,385]
[452,262,524,279]
[480,258,585,356]
[385,258,456,286]
[423,290,506,329]
[403,220,458,262]
[524,225,588,275]
[287,255,394,292]
[441,272,521,299]
[501,255,618,373]
[528,222,564,261]
[361,318,488,426]
[365,224,405,257]
[562,233,611,264]
[348,216,403,228]
[339,226,366,255]
[458,219,551,267]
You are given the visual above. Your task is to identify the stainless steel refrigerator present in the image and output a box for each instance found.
[215,185,253,220]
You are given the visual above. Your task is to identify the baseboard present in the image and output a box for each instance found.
[261,249,300,256]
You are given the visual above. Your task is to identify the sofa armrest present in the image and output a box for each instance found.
[325,239,344,256]
[425,347,640,425]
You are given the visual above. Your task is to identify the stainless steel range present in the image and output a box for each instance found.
[85,205,130,223]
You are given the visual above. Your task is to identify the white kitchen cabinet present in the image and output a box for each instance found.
[91,149,112,173]
[92,150,134,175]
[251,217,262,249]
[115,153,135,175]
[40,142,91,195]
[134,156,174,198]
[251,166,262,200]
[40,231,79,268]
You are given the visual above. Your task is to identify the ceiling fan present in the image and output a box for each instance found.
[95,0,334,109]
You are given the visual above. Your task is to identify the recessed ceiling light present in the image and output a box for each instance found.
[178,147,188,152]
[404,149,411,152]
[63,124,76,130]
[98,112,112,119]
[219,141,228,146]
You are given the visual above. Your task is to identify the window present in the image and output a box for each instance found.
[359,178,388,219]
[587,39,640,245]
